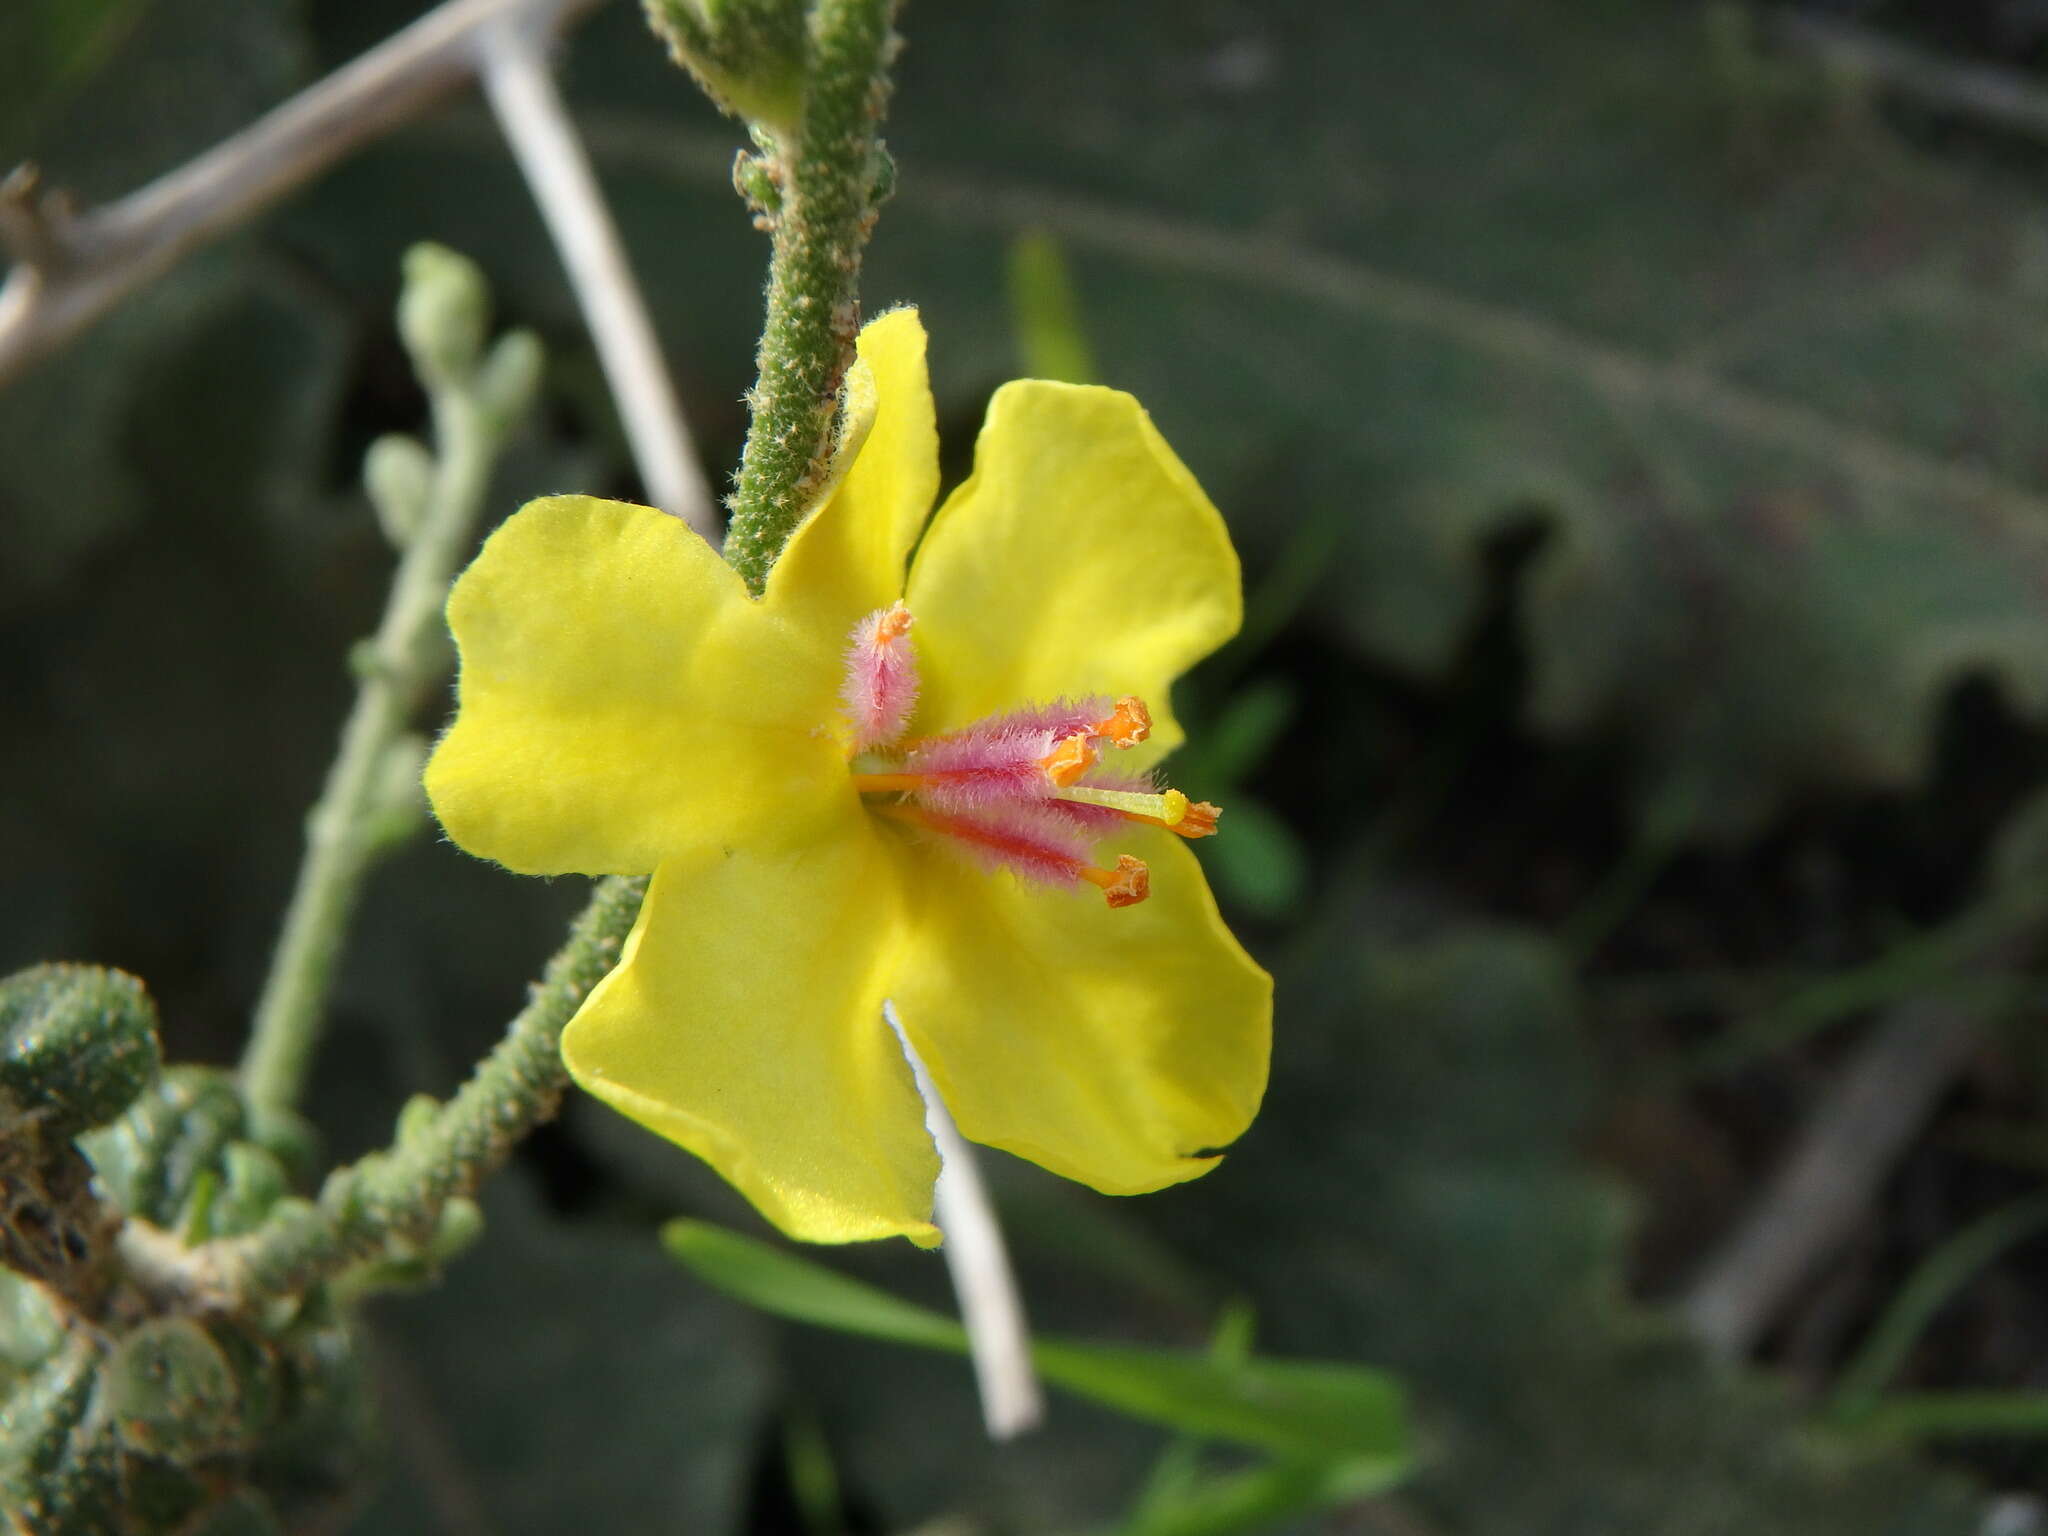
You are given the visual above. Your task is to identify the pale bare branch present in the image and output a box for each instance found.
[0,0,601,389]
[886,1001,1045,1441]
[478,20,721,540]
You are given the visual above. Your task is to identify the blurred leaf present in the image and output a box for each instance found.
[1191,681,1295,792]
[1007,229,1096,384]
[556,0,2048,826]
[664,1219,1408,1466]
[1112,1456,1405,1536]
[1831,1193,2048,1423]
[1197,796,1306,921]
[665,1217,966,1351]
[0,0,149,151]
[1179,925,1983,1533]
[348,1177,772,1535]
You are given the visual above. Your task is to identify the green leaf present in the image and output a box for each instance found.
[1196,796,1307,921]
[525,0,2048,826]
[663,1218,967,1353]
[1187,927,1981,1534]
[348,1178,772,1534]
[1006,229,1097,384]
[1113,1457,1406,1536]
[0,0,151,154]
[1830,1193,2048,1422]
[663,1219,1408,1465]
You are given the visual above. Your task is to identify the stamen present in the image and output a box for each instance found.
[1038,734,1098,786]
[870,801,1149,905]
[1079,855,1150,907]
[841,602,920,752]
[1093,696,1151,748]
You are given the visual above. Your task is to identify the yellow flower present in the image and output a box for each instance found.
[424,309,1271,1246]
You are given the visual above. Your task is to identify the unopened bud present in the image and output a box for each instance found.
[0,963,161,1137]
[208,1141,291,1239]
[364,433,434,548]
[475,329,545,431]
[366,734,431,854]
[103,1318,241,1463]
[646,0,805,137]
[397,243,490,388]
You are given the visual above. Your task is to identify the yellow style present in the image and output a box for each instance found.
[424,308,1272,1246]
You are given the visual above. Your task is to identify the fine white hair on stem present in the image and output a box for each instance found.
[884,1000,1046,1440]
[476,19,722,543]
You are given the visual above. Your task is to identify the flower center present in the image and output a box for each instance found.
[838,603,1219,907]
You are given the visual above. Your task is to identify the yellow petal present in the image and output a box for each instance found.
[764,307,940,639]
[884,832,1271,1194]
[426,495,845,876]
[904,383,1241,755]
[563,816,942,1246]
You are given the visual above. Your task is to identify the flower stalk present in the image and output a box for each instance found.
[719,0,901,592]
[237,245,540,1127]
[206,875,644,1303]
[218,4,910,1301]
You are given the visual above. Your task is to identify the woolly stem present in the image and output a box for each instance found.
[720,0,899,592]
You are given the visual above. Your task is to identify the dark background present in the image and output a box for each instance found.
[8,1,2048,1529]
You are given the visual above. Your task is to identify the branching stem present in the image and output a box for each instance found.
[239,379,506,1123]
[219,877,643,1301]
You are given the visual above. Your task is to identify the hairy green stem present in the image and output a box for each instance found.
[220,876,643,1300]
[721,0,899,591]
[238,386,503,1122]
[212,3,905,1304]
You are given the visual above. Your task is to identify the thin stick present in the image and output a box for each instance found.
[1771,11,2048,144]
[1678,993,1994,1358]
[886,1001,1044,1440]
[478,21,721,542]
[0,0,600,389]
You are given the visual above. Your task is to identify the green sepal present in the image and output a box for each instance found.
[645,0,806,136]
[474,329,545,434]
[363,733,431,855]
[80,1066,246,1228]
[249,1310,380,1508]
[207,1142,293,1241]
[732,149,784,221]
[0,962,162,1137]
[0,1335,122,1536]
[333,1194,484,1298]
[101,1318,244,1465]
[363,433,433,549]
[396,243,489,390]
[0,1270,62,1377]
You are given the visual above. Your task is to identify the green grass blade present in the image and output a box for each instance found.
[663,1219,1409,1465]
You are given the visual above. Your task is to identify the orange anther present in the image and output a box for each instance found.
[1039,733,1098,786]
[1174,800,1221,839]
[1093,696,1151,748]
[1082,854,1150,907]
[872,601,914,643]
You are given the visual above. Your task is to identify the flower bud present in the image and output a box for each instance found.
[80,1067,244,1228]
[0,964,161,1138]
[475,329,545,433]
[646,0,806,138]
[363,433,434,549]
[365,734,431,854]
[205,1141,291,1240]
[397,243,489,389]
[103,1318,241,1463]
